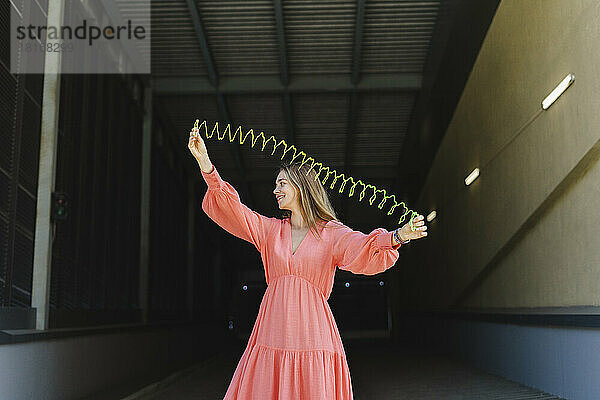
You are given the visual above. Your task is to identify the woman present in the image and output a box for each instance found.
[188,128,427,399]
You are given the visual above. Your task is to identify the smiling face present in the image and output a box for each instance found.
[273,170,299,211]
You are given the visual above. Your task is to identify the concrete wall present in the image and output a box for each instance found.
[391,1,600,398]
[403,315,600,400]
[397,0,600,310]
[0,323,223,400]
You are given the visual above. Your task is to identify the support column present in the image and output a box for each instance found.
[187,179,196,321]
[31,0,65,330]
[139,86,152,324]
[213,233,222,318]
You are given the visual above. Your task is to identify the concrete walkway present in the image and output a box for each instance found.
[132,338,564,400]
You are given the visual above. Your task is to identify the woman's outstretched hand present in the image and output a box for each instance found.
[398,214,428,242]
[188,127,208,162]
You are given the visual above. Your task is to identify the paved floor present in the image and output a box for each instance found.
[135,338,564,400]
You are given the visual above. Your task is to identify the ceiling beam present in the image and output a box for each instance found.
[153,73,422,95]
[351,0,367,86]
[184,0,253,207]
[341,0,366,220]
[183,0,217,86]
[341,91,359,220]
[273,0,288,86]
[273,0,295,145]
[216,94,254,208]
[282,93,295,145]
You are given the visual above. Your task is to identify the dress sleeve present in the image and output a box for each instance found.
[331,220,402,275]
[200,164,272,252]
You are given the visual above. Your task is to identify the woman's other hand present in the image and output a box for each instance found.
[398,214,427,242]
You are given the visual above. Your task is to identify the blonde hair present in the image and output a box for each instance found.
[277,162,340,240]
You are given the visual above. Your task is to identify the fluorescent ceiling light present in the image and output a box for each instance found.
[426,210,436,222]
[465,168,479,186]
[542,73,575,110]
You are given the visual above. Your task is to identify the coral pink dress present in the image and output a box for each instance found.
[201,165,403,400]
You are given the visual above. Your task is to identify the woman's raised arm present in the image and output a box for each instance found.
[200,165,274,252]
[189,127,274,252]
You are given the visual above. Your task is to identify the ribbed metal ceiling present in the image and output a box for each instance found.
[353,92,415,167]
[151,0,208,76]
[198,0,280,76]
[293,93,349,166]
[150,0,442,223]
[284,1,356,75]
[150,0,439,76]
[362,0,438,73]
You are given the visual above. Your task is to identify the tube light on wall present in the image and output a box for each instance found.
[426,210,436,222]
[464,168,479,186]
[541,73,575,110]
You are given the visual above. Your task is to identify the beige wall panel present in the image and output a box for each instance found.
[397,0,600,310]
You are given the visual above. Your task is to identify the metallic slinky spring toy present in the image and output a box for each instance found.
[191,119,419,231]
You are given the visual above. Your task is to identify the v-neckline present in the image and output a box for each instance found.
[288,218,310,257]
[287,218,330,258]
